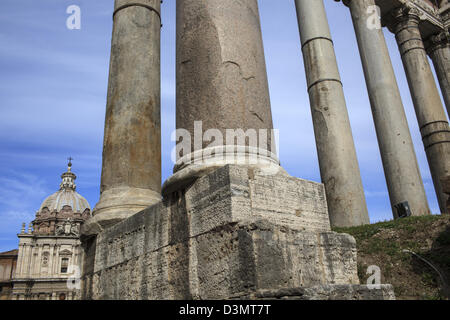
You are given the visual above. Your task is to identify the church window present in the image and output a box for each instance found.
[60,258,69,273]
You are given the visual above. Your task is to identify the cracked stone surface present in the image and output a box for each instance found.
[176,0,274,153]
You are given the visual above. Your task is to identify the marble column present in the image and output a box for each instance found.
[393,6,450,214]
[87,0,162,234]
[162,0,281,194]
[343,0,430,218]
[294,0,369,227]
[426,30,450,117]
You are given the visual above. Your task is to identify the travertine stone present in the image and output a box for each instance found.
[345,0,430,218]
[84,220,360,300]
[185,166,331,236]
[166,0,280,193]
[81,165,394,300]
[89,0,162,234]
[294,0,369,227]
[235,284,395,300]
[426,31,450,117]
[393,6,450,214]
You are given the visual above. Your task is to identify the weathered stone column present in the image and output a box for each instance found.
[426,30,450,117]
[393,6,450,214]
[162,0,281,194]
[294,0,369,227]
[86,0,162,234]
[442,175,450,213]
[343,0,430,218]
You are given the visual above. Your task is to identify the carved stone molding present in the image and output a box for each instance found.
[392,4,423,23]
[425,29,450,53]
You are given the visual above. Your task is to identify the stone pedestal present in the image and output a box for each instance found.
[80,165,394,300]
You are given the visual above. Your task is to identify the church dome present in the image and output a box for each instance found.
[31,160,91,236]
[37,160,91,214]
[39,189,90,213]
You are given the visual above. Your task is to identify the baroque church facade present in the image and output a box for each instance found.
[9,161,91,300]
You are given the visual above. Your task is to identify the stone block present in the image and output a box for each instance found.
[81,165,394,300]
[190,220,359,299]
[185,165,330,237]
[236,284,395,300]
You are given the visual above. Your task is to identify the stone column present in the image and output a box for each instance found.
[16,244,24,277]
[48,245,54,277]
[294,0,369,227]
[426,30,450,117]
[442,175,450,212]
[54,246,60,275]
[163,0,281,194]
[393,6,450,214]
[343,0,430,218]
[21,244,28,278]
[37,245,42,276]
[87,0,162,234]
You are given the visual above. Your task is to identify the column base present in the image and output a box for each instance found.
[162,145,283,195]
[82,187,161,236]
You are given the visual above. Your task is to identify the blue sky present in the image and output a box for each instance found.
[0,0,447,252]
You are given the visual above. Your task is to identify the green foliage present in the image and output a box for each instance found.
[332,215,450,300]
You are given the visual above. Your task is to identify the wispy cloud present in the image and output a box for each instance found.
[0,172,51,227]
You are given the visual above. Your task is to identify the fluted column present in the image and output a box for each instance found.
[426,30,450,117]
[86,0,162,234]
[343,0,430,218]
[393,6,450,214]
[162,0,281,194]
[294,0,369,227]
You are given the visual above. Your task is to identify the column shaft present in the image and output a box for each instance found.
[426,31,450,117]
[89,0,162,232]
[394,7,450,213]
[346,0,430,218]
[163,0,281,194]
[295,0,369,227]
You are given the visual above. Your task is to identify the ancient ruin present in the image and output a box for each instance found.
[77,0,449,300]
